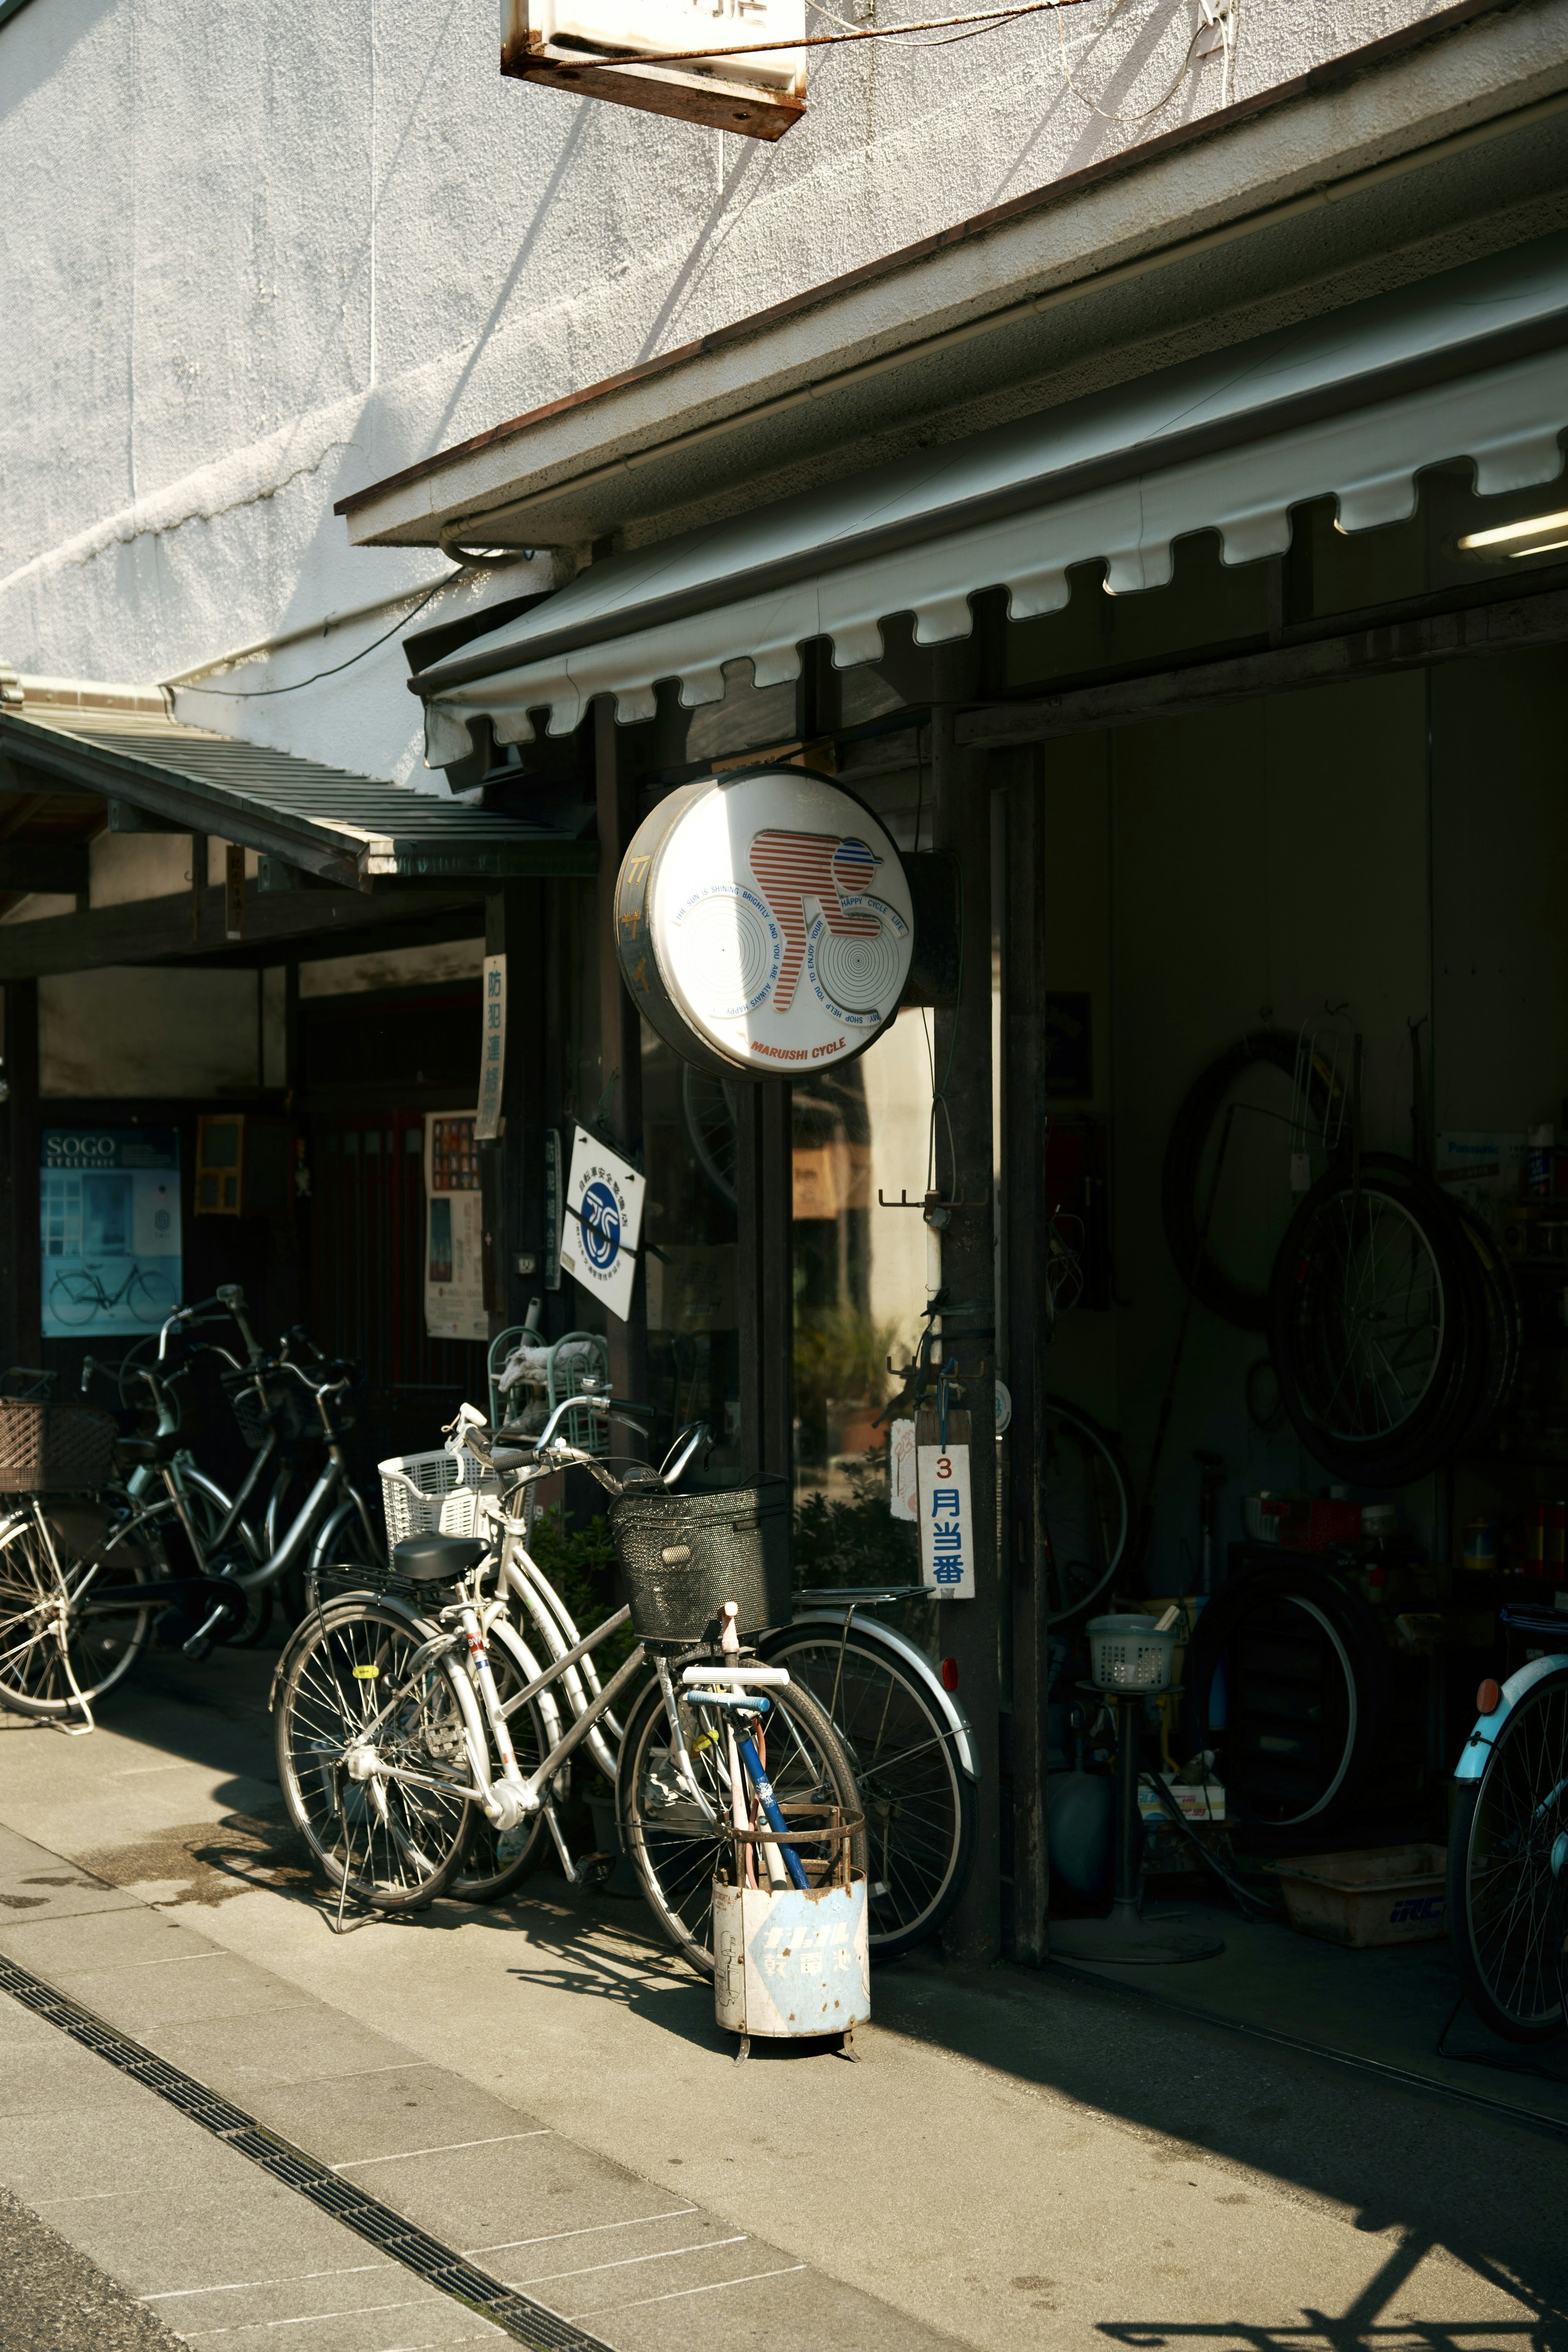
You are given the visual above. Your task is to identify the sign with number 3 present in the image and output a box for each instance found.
[917,1440,975,1599]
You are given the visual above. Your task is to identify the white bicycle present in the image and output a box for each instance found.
[271,1399,866,1967]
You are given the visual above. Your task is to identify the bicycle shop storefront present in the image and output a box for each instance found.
[367,224,1568,2059]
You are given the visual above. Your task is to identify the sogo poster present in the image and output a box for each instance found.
[424,1112,486,1341]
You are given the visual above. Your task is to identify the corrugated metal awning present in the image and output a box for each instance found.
[412,231,1568,763]
[0,702,595,885]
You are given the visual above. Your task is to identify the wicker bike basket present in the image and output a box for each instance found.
[609,1479,791,1651]
[0,1399,118,1493]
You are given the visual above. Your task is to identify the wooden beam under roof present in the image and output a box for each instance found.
[0,879,481,979]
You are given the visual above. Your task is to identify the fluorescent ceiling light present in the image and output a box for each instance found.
[1458,507,1568,557]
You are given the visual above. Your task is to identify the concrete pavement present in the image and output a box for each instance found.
[1,1646,1565,2350]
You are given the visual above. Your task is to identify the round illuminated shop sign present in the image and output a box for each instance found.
[616,770,915,1080]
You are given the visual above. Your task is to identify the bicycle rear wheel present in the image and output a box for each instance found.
[757,1622,975,1959]
[1448,1666,1568,2043]
[449,1618,553,1903]
[274,1601,479,1911]
[617,1671,865,1977]
[0,1507,153,1718]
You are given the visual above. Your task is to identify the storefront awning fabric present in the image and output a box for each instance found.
[413,232,1568,765]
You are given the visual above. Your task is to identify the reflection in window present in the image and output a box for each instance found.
[792,1014,929,1586]
[641,1023,742,1484]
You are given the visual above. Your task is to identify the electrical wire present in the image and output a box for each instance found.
[592,0,1094,66]
[177,573,463,700]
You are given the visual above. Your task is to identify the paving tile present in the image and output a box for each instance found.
[174,2299,509,2350]
[0,2094,270,2205]
[591,2256,963,2352]
[246,2062,548,2167]
[47,1952,317,2034]
[0,1987,62,2050]
[0,2041,155,2119]
[36,2176,396,2300]
[522,2221,778,2314]
[332,2132,659,2255]
[0,1819,140,1923]
[137,2004,427,2092]
[0,1902,221,1977]
[138,2255,506,2341]
[463,2202,705,2270]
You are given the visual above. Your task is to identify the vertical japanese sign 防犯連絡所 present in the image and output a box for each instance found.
[424,1111,486,1341]
[475,954,506,1143]
[41,1129,182,1339]
[917,1434,975,1599]
[558,1127,645,1325]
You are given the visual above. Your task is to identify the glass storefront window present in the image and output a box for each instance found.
[791,1012,929,1584]
[640,1022,744,1485]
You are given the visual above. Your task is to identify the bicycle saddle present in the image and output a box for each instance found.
[392,1534,484,1584]
[115,1432,184,1465]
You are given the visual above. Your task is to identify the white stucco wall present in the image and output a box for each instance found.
[0,0,1462,780]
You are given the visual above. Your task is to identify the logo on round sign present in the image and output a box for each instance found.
[638,773,914,1077]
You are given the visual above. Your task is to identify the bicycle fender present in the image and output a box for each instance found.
[1453,1650,1568,1781]
[769,1609,980,1783]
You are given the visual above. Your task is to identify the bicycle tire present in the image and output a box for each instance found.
[1183,1562,1389,1829]
[1041,1399,1131,1626]
[757,1621,976,1958]
[47,1275,99,1330]
[1447,1667,1568,2044]
[273,1598,479,1911]
[1162,1031,1339,1332]
[616,1670,866,1978]
[129,1267,176,1326]
[0,1508,154,1717]
[1450,1196,1521,1454]
[1267,1156,1487,1485]
[449,1616,555,1903]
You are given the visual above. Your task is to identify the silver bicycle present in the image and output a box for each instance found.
[272,1401,863,1956]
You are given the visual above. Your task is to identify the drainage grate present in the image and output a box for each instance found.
[0,1953,614,2352]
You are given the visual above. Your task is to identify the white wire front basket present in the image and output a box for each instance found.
[378,1445,501,1544]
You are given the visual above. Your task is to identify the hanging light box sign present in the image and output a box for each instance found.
[615,771,915,1082]
[558,1127,646,1323]
[501,0,805,141]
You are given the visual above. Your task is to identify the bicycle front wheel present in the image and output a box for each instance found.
[617,1671,865,1977]
[758,1622,975,1959]
[129,1266,176,1325]
[274,1601,479,1911]
[0,1508,153,1717]
[1448,1666,1568,2043]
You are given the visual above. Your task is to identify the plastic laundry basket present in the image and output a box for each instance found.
[1087,1613,1178,1692]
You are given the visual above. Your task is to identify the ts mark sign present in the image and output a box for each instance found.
[615,771,914,1081]
[559,1128,646,1323]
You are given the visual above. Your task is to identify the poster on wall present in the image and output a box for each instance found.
[40,1129,182,1339]
[424,1111,487,1342]
[558,1127,645,1324]
[475,953,506,1143]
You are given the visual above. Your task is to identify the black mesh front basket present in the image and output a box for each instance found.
[609,1479,792,1651]
[222,1370,310,1450]
[0,1399,117,1493]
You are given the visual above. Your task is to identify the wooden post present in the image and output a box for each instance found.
[0,980,42,1370]
[931,701,1001,1966]
[594,699,647,1421]
[1004,750,1052,1964]
[483,882,548,1345]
